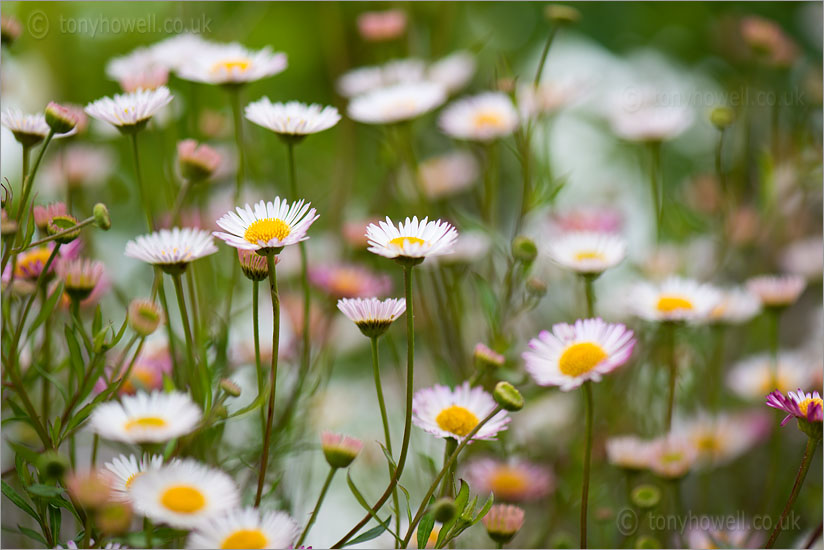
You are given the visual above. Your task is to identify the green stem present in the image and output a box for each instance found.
[172,272,202,406]
[482,142,500,227]
[255,254,280,507]
[439,437,458,498]
[664,323,677,432]
[764,438,818,548]
[11,217,95,253]
[252,280,264,405]
[170,179,191,225]
[332,265,417,548]
[16,131,54,228]
[648,141,661,241]
[296,467,337,547]
[371,336,401,539]
[769,309,780,386]
[229,86,245,202]
[90,434,99,467]
[130,132,153,231]
[580,380,593,548]
[533,26,558,87]
[583,275,595,318]
[144,517,153,549]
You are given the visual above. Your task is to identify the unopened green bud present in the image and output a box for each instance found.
[45,102,79,135]
[630,484,661,509]
[36,451,70,481]
[220,379,242,397]
[635,535,661,549]
[47,215,80,244]
[493,381,524,411]
[512,236,538,263]
[93,203,111,230]
[544,4,581,25]
[433,497,457,523]
[710,107,735,129]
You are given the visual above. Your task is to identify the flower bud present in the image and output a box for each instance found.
[512,236,537,264]
[33,202,68,233]
[59,259,104,302]
[128,298,164,337]
[65,469,113,509]
[238,249,270,281]
[45,102,79,135]
[433,497,457,523]
[482,504,525,545]
[1,15,22,46]
[47,215,80,244]
[493,381,524,411]
[219,379,242,397]
[635,535,662,549]
[630,484,661,509]
[321,431,363,469]
[36,451,70,481]
[93,203,111,230]
[474,343,505,372]
[526,277,547,297]
[178,139,221,183]
[544,4,581,25]
[1,212,17,237]
[96,501,133,535]
[710,107,735,130]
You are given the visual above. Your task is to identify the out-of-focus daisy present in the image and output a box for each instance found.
[1,15,22,45]
[727,352,815,400]
[213,198,318,253]
[357,9,407,42]
[365,216,458,262]
[746,274,806,309]
[517,80,580,119]
[33,202,67,232]
[150,33,215,73]
[10,245,56,281]
[125,227,217,274]
[103,454,166,502]
[647,435,698,479]
[187,507,299,549]
[56,540,125,550]
[43,143,114,190]
[85,87,173,133]
[679,412,770,468]
[482,504,525,545]
[630,277,722,323]
[57,258,105,302]
[428,51,476,94]
[178,139,221,183]
[412,382,510,442]
[417,151,478,199]
[89,391,201,443]
[780,237,823,280]
[551,207,623,234]
[1,108,76,146]
[336,66,385,98]
[605,436,655,471]
[463,458,553,502]
[95,339,173,396]
[709,287,762,324]
[177,43,287,85]
[310,263,391,298]
[439,92,519,141]
[245,98,341,139]
[436,230,491,265]
[686,519,762,549]
[348,81,446,124]
[106,47,169,92]
[740,15,798,68]
[337,297,405,338]
[523,318,635,391]
[129,459,239,529]
[766,389,823,426]
[608,90,693,142]
[547,231,627,276]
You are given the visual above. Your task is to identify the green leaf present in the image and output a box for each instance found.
[26,282,64,340]
[92,305,103,336]
[345,471,399,541]
[417,513,436,550]
[474,493,494,524]
[454,479,470,514]
[2,481,39,522]
[49,504,62,543]
[64,324,85,383]
[17,525,47,546]
[26,484,64,498]
[345,524,388,548]
[6,440,40,464]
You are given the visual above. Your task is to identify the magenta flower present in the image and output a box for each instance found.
[766,389,823,426]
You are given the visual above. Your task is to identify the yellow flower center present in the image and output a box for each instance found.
[161,485,206,514]
[574,250,605,262]
[662,451,683,463]
[124,416,167,431]
[125,471,143,489]
[436,405,479,437]
[473,110,505,130]
[798,397,823,417]
[212,58,251,74]
[656,295,694,313]
[758,370,791,395]
[221,529,268,549]
[244,218,291,245]
[489,467,529,499]
[389,236,425,248]
[695,433,719,453]
[558,342,607,377]
[14,247,52,278]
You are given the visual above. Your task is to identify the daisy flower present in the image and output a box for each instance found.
[1,108,76,146]
[523,318,635,391]
[84,87,173,133]
[10,245,56,281]
[106,47,169,92]
[149,33,215,73]
[439,92,519,141]
[412,381,510,442]
[427,51,476,94]
[646,435,698,479]
[746,274,806,308]
[348,81,446,124]
[245,98,341,139]
[552,207,623,234]
[629,277,722,323]
[187,507,299,549]
[680,412,769,468]
[482,504,525,545]
[517,80,581,119]
[708,287,762,324]
[357,9,407,42]
[337,59,426,98]
[463,458,553,502]
[766,389,823,426]
[125,227,217,274]
[417,151,478,200]
[547,231,627,276]
[42,143,114,190]
[129,459,239,529]
[780,237,824,280]
[176,43,287,85]
[213,198,318,254]
[726,352,815,400]
[365,216,459,262]
[337,297,406,338]
[608,89,693,142]
[686,519,762,550]
[88,391,202,443]
[103,454,167,502]
[310,263,391,298]
[57,258,105,302]
[94,339,173,395]
[605,436,656,471]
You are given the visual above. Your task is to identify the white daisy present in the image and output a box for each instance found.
[150,34,215,73]
[124,227,218,274]
[605,436,656,471]
[129,459,239,529]
[84,87,173,132]
[348,81,446,125]
[412,381,510,442]
[336,59,426,98]
[245,98,341,137]
[547,231,627,275]
[106,47,169,92]
[176,43,287,85]
[213,198,319,253]
[516,79,583,119]
[438,92,519,141]
[337,297,406,338]
[417,151,478,200]
[629,277,722,323]
[708,287,762,324]
[2,108,77,146]
[89,391,202,443]
[727,352,815,400]
[365,216,458,261]
[427,51,476,94]
[186,507,299,549]
[523,318,636,391]
[103,454,167,502]
[780,237,823,280]
[746,274,806,308]
[608,89,693,142]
